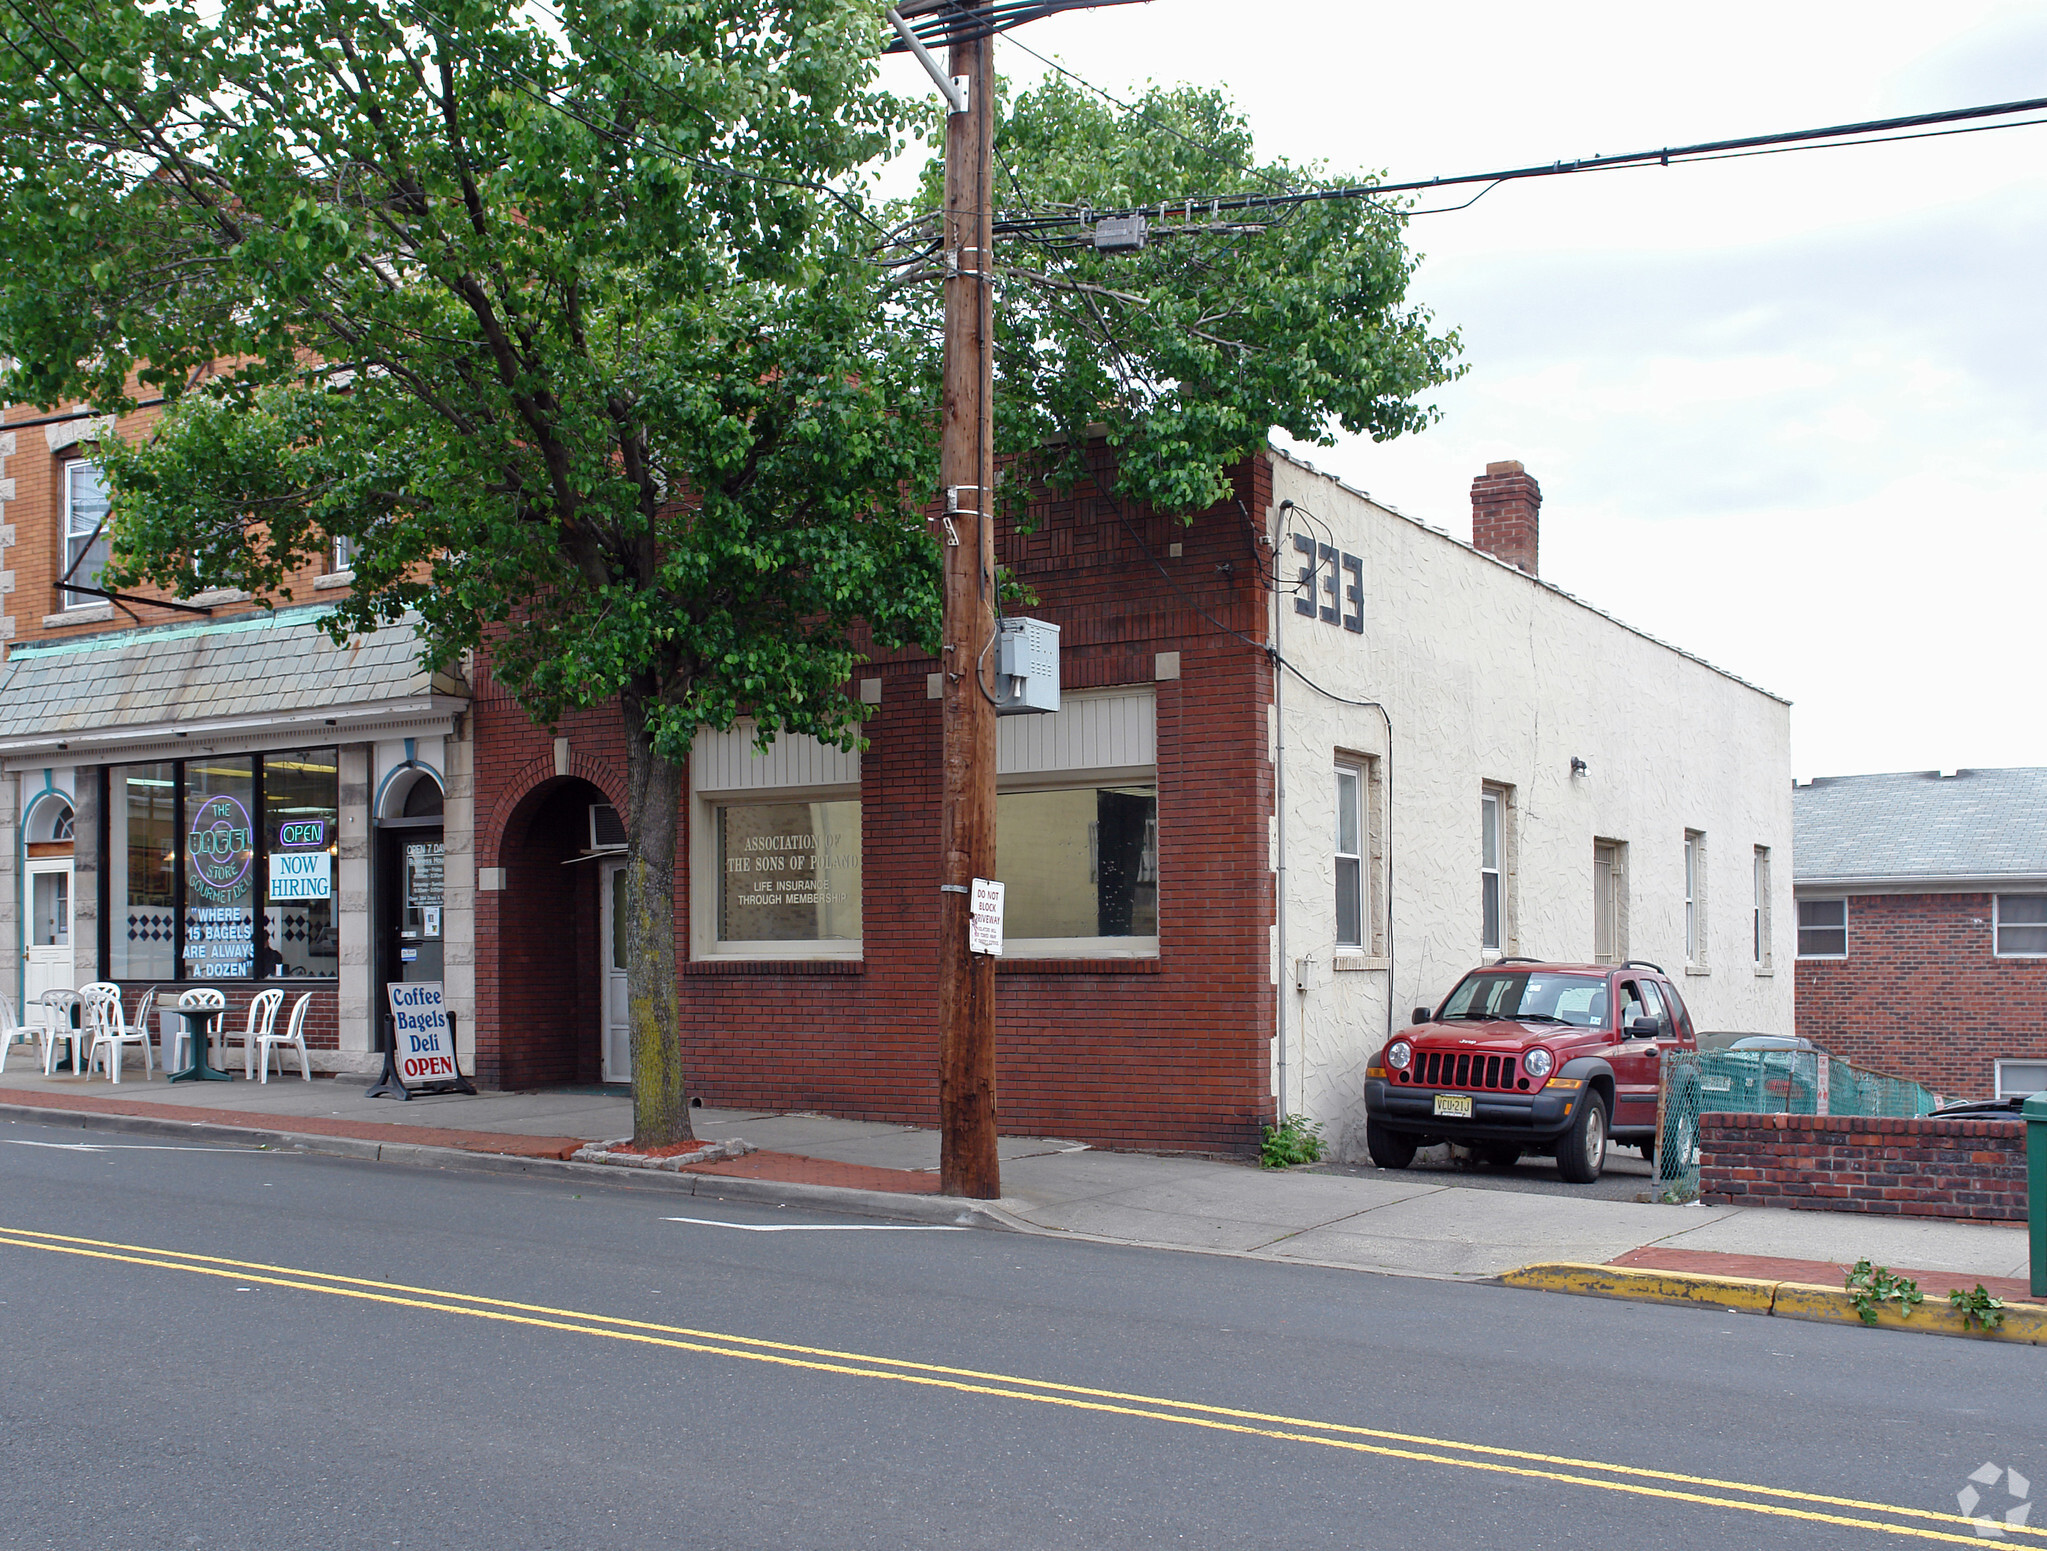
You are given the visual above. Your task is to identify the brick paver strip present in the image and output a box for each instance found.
[0,1085,589,1161]
[683,1150,941,1194]
[1610,1246,2034,1305]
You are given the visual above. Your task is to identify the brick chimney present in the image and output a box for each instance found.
[1470,460,1541,576]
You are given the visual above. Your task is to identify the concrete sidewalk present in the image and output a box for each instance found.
[0,1068,2029,1288]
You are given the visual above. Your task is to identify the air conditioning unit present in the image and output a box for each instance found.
[589,804,627,850]
[994,617,1060,716]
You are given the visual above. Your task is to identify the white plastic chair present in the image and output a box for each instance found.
[81,982,152,1082]
[170,986,227,1071]
[39,990,86,1076]
[0,992,51,1074]
[254,992,316,1083]
[239,988,285,1079]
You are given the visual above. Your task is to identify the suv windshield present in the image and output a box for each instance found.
[1438,970,1608,1028]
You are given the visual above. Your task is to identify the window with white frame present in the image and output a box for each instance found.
[1995,1059,2047,1099]
[1995,895,2047,958]
[1797,897,1847,958]
[1683,830,1707,966]
[1335,765,1364,949]
[1332,758,1383,954]
[1753,845,1772,970]
[332,533,356,573]
[1481,787,1509,953]
[62,460,112,609]
[691,724,862,959]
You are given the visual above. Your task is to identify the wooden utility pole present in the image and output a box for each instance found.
[936,18,1000,1199]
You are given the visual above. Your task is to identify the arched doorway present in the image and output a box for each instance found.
[23,791,76,1006]
[492,777,625,1088]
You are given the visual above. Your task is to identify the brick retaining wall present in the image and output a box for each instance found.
[1699,1112,2026,1221]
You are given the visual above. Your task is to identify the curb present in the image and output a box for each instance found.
[1497,1261,2047,1344]
[0,1101,1020,1231]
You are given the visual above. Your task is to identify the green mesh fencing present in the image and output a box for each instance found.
[1653,1049,1938,1202]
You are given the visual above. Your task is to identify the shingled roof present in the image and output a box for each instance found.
[0,604,466,762]
[1794,768,2047,889]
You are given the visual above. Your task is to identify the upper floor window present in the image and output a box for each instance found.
[332,533,356,573]
[62,461,112,609]
[1995,895,2047,958]
[1796,897,1847,959]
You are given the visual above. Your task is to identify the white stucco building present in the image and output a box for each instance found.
[1266,452,1793,1159]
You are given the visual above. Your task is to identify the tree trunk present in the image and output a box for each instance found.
[622,695,693,1150]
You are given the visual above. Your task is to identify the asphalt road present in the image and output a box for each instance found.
[2,1114,2042,1551]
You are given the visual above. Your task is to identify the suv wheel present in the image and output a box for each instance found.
[1555,1091,1608,1184]
[1367,1123,1418,1171]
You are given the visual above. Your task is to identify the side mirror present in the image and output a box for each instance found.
[1628,1016,1663,1038]
[1411,1006,1432,1025]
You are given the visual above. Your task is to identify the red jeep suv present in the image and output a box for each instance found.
[1361,959,1698,1184]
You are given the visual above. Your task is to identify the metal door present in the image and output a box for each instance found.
[25,860,74,1007]
[600,860,630,1083]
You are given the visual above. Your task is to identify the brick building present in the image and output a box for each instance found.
[0,400,474,1069]
[1794,767,2047,1101]
[474,444,1793,1158]
[0,396,1792,1154]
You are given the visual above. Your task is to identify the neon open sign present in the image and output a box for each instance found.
[278,820,326,848]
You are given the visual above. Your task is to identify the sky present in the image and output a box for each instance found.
[877,0,2047,779]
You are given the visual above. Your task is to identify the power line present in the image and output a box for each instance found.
[990,93,2047,235]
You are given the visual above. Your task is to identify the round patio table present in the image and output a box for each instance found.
[168,1005,232,1083]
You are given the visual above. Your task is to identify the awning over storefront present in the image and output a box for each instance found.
[0,605,467,769]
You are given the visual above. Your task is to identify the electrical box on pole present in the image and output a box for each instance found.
[993,617,1060,715]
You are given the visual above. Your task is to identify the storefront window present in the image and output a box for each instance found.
[110,763,177,979]
[184,756,257,980]
[106,749,339,981]
[264,749,339,978]
[715,800,861,944]
[997,785,1158,945]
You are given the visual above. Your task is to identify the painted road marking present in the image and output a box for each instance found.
[5,1141,257,1153]
[0,1222,2028,1547]
[662,1216,967,1233]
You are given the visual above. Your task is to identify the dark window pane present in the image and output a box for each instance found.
[183,756,256,979]
[111,763,177,979]
[997,786,1157,940]
[1336,856,1361,947]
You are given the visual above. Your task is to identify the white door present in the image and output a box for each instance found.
[25,860,75,1008]
[600,861,631,1083]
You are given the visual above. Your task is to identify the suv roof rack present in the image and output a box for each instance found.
[1621,959,1667,974]
[1494,956,1544,965]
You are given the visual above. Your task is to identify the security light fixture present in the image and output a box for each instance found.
[1570,756,1588,776]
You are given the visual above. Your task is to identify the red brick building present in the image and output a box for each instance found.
[1794,768,2047,1101]
[471,444,1279,1152]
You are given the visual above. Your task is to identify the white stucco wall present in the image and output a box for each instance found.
[1267,452,1794,1161]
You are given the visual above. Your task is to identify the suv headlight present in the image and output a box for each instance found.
[1385,1040,1412,1071]
[1524,1047,1555,1079]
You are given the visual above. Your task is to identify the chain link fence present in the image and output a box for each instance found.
[1652,1049,1939,1202]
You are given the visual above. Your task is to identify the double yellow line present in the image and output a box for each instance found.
[0,1222,2028,1545]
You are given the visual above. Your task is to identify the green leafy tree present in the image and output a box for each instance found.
[890,74,1461,516]
[0,0,939,1147]
[0,2,1458,1148]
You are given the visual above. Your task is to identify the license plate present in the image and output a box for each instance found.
[1433,1093,1474,1119]
[1702,1077,1733,1092]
